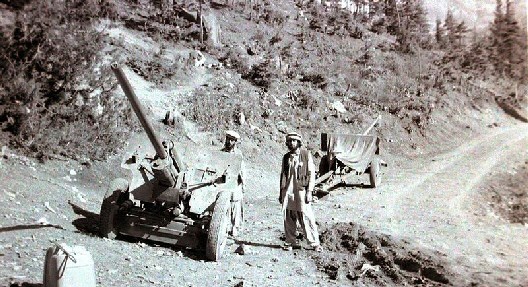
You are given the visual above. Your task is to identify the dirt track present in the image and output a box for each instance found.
[313,123,528,286]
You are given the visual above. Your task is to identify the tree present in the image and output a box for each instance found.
[488,0,506,75]
[395,0,430,52]
[383,0,399,34]
[435,18,444,48]
[487,0,525,79]
[461,29,491,76]
[453,21,468,48]
[502,0,524,79]
[443,9,456,47]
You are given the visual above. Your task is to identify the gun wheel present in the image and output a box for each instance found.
[206,190,231,261]
[369,157,381,188]
[100,178,129,239]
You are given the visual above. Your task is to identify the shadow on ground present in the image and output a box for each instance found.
[68,201,100,236]
[0,224,64,233]
[9,283,43,287]
[68,201,206,261]
[233,239,283,250]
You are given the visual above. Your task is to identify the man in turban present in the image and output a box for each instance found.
[279,132,322,252]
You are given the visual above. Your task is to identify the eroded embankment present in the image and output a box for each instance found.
[484,161,528,224]
[314,222,453,286]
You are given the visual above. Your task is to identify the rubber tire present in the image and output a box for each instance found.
[43,246,54,286]
[205,191,231,261]
[318,154,330,176]
[369,158,381,188]
[99,178,129,239]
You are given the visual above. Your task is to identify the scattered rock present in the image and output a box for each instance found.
[4,190,16,198]
[1,146,8,159]
[331,101,347,113]
[44,202,56,214]
[37,217,49,225]
[276,121,288,133]
[360,263,380,276]
[238,112,246,125]
[273,97,282,107]
[235,244,250,255]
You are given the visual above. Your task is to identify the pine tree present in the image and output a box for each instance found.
[435,18,444,48]
[502,0,524,79]
[395,0,430,52]
[453,21,468,48]
[461,29,490,76]
[488,0,505,75]
[443,9,456,48]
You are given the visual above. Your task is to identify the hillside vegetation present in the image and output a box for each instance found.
[0,0,526,160]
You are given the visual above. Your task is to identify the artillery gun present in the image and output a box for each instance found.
[99,64,242,261]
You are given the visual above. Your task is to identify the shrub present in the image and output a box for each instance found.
[181,89,262,136]
[243,59,276,90]
[0,0,133,160]
[300,73,327,89]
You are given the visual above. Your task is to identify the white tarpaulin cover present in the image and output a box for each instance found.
[325,133,379,172]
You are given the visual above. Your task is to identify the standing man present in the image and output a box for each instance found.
[279,132,322,252]
[221,130,245,237]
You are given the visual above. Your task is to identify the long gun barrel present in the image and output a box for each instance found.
[111,64,167,160]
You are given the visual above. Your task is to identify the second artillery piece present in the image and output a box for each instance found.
[99,64,243,261]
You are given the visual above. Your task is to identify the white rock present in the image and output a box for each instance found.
[1,146,7,158]
[77,193,87,203]
[69,169,77,176]
[44,202,56,214]
[331,101,347,113]
[360,263,380,275]
[235,244,250,255]
[4,190,16,198]
[37,217,49,225]
[274,97,282,106]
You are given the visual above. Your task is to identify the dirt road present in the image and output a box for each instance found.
[314,123,528,286]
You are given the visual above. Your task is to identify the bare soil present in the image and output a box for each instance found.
[481,151,528,224]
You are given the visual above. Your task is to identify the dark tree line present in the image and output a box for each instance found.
[435,0,526,82]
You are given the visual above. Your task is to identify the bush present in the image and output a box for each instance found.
[300,73,327,89]
[0,0,133,160]
[243,59,276,90]
[260,3,287,26]
[181,89,262,135]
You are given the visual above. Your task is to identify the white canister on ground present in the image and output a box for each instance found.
[43,244,96,287]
